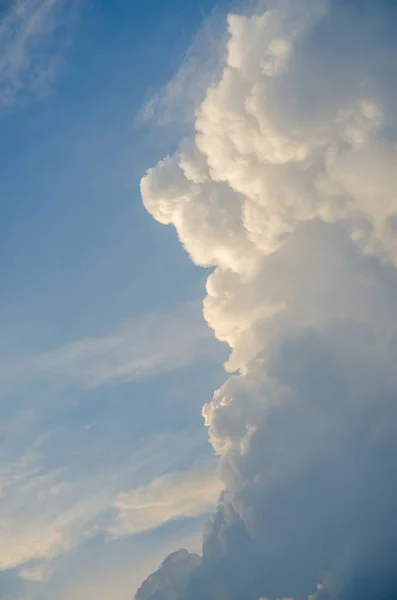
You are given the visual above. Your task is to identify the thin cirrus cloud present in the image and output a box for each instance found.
[111,462,223,537]
[137,0,397,599]
[136,2,228,131]
[0,428,212,577]
[0,0,79,111]
[0,300,219,588]
[0,304,217,400]
[0,448,118,573]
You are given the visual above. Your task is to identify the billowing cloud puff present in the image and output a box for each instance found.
[139,1,397,599]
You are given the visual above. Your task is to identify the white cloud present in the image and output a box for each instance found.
[141,0,397,279]
[112,462,222,536]
[0,0,78,111]
[139,1,397,598]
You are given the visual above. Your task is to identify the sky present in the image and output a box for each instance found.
[1,1,397,600]
[0,1,231,598]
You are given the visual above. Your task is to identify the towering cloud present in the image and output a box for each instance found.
[138,1,397,598]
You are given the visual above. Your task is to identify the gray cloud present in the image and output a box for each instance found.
[135,550,201,600]
[137,0,397,599]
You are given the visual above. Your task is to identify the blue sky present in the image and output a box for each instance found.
[0,1,231,598]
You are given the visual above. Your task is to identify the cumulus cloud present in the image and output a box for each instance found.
[138,0,397,599]
[135,549,201,600]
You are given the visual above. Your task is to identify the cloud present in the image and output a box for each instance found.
[0,450,116,572]
[51,532,203,600]
[136,3,228,132]
[0,0,78,111]
[0,303,217,401]
[112,462,222,536]
[135,549,202,600]
[138,0,397,599]
[18,562,50,582]
[0,429,207,575]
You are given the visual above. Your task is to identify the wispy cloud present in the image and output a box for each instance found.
[18,562,50,582]
[0,0,79,111]
[136,4,227,131]
[112,461,222,536]
[0,449,109,572]
[0,428,208,574]
[0,304,218,400]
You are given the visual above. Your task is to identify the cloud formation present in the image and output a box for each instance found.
[0,429,206,577]
[0,0,78,111]
[135,549,201,600]
[112,462,222,536]
[139,0,397,598]
[0,304,216,401]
